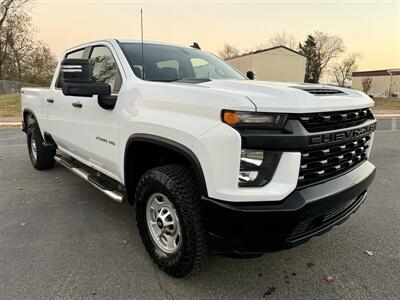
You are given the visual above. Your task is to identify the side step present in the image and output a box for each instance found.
[54,155,124,203]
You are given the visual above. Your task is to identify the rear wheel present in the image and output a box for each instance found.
[135,165,207,277]
[27,122,55,170]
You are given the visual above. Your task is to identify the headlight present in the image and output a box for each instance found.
[239,149,281,187]
[222,110,287,129]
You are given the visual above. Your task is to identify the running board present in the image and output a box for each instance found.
[54,155,124,203]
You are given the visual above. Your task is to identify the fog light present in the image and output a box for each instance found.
[239,149,282,187]
[239,171,259,183]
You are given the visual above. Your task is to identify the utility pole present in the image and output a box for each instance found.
[387,70,394,99]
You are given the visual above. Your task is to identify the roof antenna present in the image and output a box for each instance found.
[140,9,145,79]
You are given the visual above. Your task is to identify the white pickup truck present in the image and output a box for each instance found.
[21,39,376,277]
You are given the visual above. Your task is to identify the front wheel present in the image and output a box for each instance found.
[135,165,207,277]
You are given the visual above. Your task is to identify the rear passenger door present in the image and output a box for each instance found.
[70,44,123,180]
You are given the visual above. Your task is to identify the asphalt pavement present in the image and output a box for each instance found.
[0,128,399,299]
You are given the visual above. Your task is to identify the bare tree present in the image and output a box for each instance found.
[0,0,57,85]
[361,77,373,94]
[299,32,345,83]
[313,31,345,82]
[0,0,31,77]
[331,53,360,87]
[258,30,298,50]
[22,41,57,85]
[2,12,32,79]
[218,43,240,60]
[0,0,30,27]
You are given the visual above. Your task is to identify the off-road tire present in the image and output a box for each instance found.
[27,122,55,170]
[135,165,207,277]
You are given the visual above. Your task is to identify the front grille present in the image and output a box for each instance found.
[298,108,374,132]
[298,135,371,187]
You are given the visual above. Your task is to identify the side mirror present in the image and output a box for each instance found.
[246,71,255,80]
[61,58,111,97]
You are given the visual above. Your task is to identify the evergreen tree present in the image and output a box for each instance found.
[298,35,318,83]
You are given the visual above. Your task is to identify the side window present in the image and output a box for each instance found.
[55,48,85,88]
[90,46,122,94]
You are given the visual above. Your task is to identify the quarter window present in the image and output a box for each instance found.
[89,46,122,94]
[66,49,85,59]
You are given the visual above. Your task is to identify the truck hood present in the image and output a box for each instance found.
[199,80,374,113]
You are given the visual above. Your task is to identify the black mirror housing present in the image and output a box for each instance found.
[62,81,111,97]
[61,58,111,97]
[98,95,117,110]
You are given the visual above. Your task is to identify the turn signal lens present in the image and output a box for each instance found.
[222,111,240,125]
[222,110,287,128]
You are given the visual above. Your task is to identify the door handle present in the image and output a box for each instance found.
[72,102,82,108]
[46,98,54,103]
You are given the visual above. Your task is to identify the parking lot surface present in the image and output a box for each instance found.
[0,128,399,299]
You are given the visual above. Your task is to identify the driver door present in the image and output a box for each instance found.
[70,44,123,180]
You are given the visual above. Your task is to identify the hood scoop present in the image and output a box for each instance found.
[293,87,345,96]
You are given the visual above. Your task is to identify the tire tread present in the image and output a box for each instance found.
[135,164,207,277]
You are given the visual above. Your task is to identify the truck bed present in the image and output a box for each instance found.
[20,87,50,128]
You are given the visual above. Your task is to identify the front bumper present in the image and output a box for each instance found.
[203,161,376,256]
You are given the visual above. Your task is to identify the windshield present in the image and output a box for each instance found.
[120,42,245,82]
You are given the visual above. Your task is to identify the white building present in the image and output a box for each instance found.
[225,45,306,82]
[352,68,400,98]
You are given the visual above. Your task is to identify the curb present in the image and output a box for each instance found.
[0,122,21,128]
[376,118,400,131]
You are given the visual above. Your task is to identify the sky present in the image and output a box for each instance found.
[30,0,399,71]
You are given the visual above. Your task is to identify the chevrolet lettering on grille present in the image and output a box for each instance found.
[309,123,376,146]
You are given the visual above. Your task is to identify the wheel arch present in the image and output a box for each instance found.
[124,134,208,204]
[22,109,39,133]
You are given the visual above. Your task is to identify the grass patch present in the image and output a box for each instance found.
[0,93,21,117]
[373,98,400,110]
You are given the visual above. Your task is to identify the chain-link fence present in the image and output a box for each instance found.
[0,80,42,119]
[0,80,41,95]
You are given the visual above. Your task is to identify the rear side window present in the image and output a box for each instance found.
[89,46,122,94]
[55,48,85,88]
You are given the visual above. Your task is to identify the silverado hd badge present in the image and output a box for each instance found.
[96,136,116,146]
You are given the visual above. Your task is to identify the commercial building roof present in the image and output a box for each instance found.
[225,45,306,60]
[352,68,400,77]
